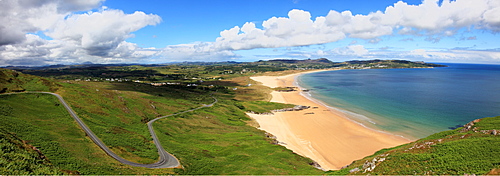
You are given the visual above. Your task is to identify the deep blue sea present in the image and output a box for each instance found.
[297,63,500,139]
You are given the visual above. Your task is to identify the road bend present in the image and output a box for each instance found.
[1,92,218,169]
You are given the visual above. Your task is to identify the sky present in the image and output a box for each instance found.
[1,0,499,66]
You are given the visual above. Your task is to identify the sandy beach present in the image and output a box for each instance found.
[247,70,411,170]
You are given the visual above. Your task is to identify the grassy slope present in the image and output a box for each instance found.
[0,68,60,93]
[4,66,497,175]
[155,97,322,174]
[0,128,63,175]
[329,116,500,175]
[0,69,322,174]
[0,93,175,174]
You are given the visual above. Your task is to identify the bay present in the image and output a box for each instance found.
[297,63,500,139]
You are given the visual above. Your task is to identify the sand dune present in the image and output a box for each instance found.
[247,70,411,170]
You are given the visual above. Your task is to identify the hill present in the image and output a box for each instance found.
[341,59,447,69]
[0,68,59,93]
[4,61,495,175]
[0,68,322,174]
[329,116,500,175]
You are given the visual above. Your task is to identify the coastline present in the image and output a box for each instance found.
[247,70,411,170]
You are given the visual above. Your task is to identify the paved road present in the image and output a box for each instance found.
[1,92,217,169]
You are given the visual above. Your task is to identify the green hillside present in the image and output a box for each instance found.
[0,129,63,175]
[329,116,500,175]
[0,68,322,174]
[0,68,59,93]
[0,61,497,175]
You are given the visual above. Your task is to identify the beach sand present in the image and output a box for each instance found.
[247,70,411,170]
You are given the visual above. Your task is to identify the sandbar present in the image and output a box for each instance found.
[247,70,411,170]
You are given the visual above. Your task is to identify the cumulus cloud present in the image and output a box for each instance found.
[260,45,372,60]
[0,34,161,66]
[260,44,500,64]
[330,45,370,56]
[403,48,500,63]
[45,9,161,57]
[212,0,500,51]
[0,0,161,66]
[2,0,500,66]
[214,10,347,50]
[156,43,240,62]
[0,0,104,46]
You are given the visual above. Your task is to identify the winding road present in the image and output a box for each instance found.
[1,91,218,169]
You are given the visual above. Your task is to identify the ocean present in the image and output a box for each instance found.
[297,63,500,139]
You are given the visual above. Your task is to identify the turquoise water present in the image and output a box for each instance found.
[297,63,500,139]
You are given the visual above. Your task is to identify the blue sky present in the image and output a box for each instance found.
[1,0,499,66]
[103,0,426,47]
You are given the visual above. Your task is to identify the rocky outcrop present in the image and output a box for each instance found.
[248,105,311,115]
[272,105,310,112]
[308,161,322,170]
[460,119,481,132]
[247,111,275,115]
[459,119,499,135]
[349,153,390,173]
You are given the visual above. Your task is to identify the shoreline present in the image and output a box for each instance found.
[247,70,412,170]
[294,74,414,141]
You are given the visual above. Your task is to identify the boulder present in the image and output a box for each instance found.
[349,168,361,173]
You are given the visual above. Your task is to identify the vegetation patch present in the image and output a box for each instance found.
[240,101,295,114]
[0,128,63,175]
[155,98,322,175]
[330,116,500,175]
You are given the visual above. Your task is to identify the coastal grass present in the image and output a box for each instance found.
[154,97,323,175]
[240,101,295,114]
[330,116,500,175]
[228,76,273,101]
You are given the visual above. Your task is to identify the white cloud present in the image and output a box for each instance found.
[211,0,500,52]
[1,0,500,66]
[45,9,161,57]
[267,45,371,60]
[157,43,240,62]
[404,48,500,63]
[264,45,500,64]
[0,0,104,45]
[0,0,161,66]
[0,34,161,66]
[214,9,347,50]
[382,0,497,34]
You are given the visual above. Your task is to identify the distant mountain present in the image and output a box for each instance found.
[2,58,447,71]
[258,58,334,64]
